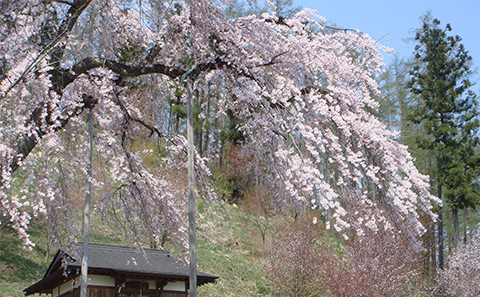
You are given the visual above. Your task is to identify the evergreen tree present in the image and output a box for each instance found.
[408,13,480,268]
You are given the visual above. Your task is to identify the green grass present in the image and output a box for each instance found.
[0,227,48,297]
[198,245,268,296]
[196,202,274,296]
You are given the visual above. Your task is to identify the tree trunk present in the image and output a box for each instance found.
[464,208,468,244]
[203,95,211,157]
[196,132,203,157]
[431,221,436,273]
[438,208,444,269]
[168,97,173,137]
[437,178,444,269]
[452,207,459,248]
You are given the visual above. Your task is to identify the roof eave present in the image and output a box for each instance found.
[24,267,77,296]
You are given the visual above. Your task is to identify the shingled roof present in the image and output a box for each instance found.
[24,243,217,296]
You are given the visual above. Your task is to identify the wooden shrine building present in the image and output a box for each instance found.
[24,243,217,297]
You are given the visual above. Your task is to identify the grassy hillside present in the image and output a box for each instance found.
[0,225,49,297]
[0,200,298,297]
[196,201,273,296]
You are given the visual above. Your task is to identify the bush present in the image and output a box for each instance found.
[433,234,480,297]
[268,217,327,297]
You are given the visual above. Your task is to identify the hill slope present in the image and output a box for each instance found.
[0,201,292,297]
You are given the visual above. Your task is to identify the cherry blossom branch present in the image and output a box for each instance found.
[72,56,256,82]
[321,24,356,33]
[255,51,288,67]
[265,16,356,33]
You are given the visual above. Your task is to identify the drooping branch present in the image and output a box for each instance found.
[2,53,250,187]
[2,40,318,188]
[2,0,271,191]
[2,0,93,96]
[1,95,97,187]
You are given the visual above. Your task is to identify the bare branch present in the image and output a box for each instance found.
[71,56,256,82]
[264,16,292,28]
[321,24,356,33]
[255,51,288,67]
[72,57,185,80]
[111,89,165,139]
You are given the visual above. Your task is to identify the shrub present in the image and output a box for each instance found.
[433,234,480,297]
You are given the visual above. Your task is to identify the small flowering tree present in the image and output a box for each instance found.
[326,196,424,296]
[433,234,480,297]
[269,217,326,297]
[269,205,424,297]
[323,226,424,296]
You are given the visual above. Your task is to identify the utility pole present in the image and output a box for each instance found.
[80,109,93,297]
[185,78,197,296]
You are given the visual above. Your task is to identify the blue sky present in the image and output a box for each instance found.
[293,0,480,86]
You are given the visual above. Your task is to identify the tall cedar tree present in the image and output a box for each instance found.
[408,14,480,268]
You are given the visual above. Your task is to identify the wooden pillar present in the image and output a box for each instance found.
[156,280,166,297]
[115,278,126,297]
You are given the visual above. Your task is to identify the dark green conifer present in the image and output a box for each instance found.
[408,13,480,268]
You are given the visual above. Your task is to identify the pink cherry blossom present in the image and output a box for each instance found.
[0,0,439,249]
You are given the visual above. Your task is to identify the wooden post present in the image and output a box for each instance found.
[80,109,93,297]
[185,78,197,297]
